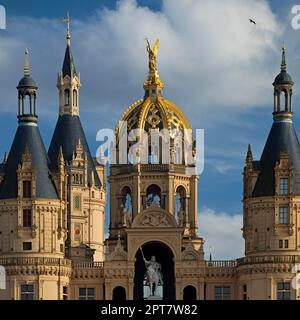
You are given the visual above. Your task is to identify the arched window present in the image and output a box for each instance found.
[64,89,70,106]
[175,186,186,225]
[183,285,197,300]
[112,286,126,301]
[73,89,78,106]
[146,184,161,208]
[280,89,287,112]
[122,187,132,215]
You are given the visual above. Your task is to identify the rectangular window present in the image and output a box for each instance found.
[23,242,32,251]
[23,181,32,198]
[279,178,289,195]
[279,240,283,248]
[284,240,289,248]
[20,284,34,300]
[23,209,32,227]
[214,286,231,300]
[63,286,68,300]
[277,282,291,300]
[242,284,247,300]
[279,207,289,224]
[79,288,95,300]
[74,195,81,210]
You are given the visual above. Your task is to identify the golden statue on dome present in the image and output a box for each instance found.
[146,38,159,72]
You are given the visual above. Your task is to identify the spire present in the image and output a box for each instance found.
[143,38,164,97]
[281,47,286,72]
[246,144,253,164]
[24,48,30,77]
[61,12,77,77]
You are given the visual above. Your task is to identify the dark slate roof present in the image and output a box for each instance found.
[252,121,300,197]
[273,71,293,85]
[48,115,101,187]
[17,76,37,89]
[252,161,261,171]
[0,124,58,199]
[62,45,77,78]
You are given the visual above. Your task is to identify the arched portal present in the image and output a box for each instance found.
[134,241,175,300]
[112,286,126,301]
[183,285,197,300]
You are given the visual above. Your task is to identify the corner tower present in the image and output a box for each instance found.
[0,50,71,300]
[48,15,106,261]
[243,47,300,256]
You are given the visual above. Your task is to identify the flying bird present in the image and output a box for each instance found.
[249,18,256,25]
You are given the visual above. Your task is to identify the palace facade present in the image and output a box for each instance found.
[0,24,299,300]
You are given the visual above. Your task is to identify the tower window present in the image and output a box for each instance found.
[20,284,34,300]
[145,184,161,208]
[175,186,186,226]
[74,195,80,210]
[73,89,78,107]
[64,89,70,106]
[23,209,32,227]
[279,207,289,224]
[279,178,288,195]
[277,282,290,300]
[23,181,31,198]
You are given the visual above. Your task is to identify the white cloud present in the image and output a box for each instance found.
[199,207,243,260]
[0,0,282,125]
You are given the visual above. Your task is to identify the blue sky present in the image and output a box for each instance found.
[1,0,300,258]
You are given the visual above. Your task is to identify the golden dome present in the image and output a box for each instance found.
[120,96,191,134]
[118,39,191,136]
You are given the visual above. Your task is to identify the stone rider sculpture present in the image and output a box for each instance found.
[140,246,163,297]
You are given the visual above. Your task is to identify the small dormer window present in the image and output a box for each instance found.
[279,178,288,195]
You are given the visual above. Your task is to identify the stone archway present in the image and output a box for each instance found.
[133,241,175,300]
[183,285,197,300]
[112,286,126,301]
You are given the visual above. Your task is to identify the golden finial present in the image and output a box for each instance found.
[24,48,30,77]
[62,12,71,46]
[145,38,159,73]
[144,38,164,91]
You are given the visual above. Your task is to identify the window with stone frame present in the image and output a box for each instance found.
[74,194,81,210]
[279,207,289,224]
[279,178,289,195]
[79,288,95,300]
[20,284,34,300]
[214,286,231,300]
[23,209,32,227]
[23,180,32,198]
[277,282,291,300]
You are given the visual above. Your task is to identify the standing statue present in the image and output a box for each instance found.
[140,246,163,297]
[146,38,159,72]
